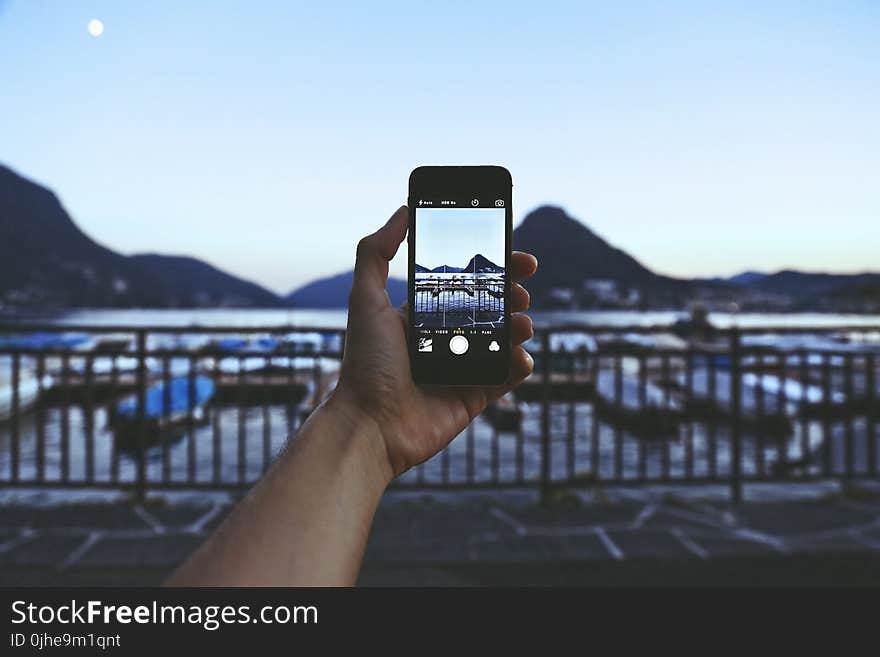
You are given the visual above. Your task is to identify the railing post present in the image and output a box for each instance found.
[866,352,876,477]
[135,329,147,503]
[540,330,552,505]
[729,327,742,504]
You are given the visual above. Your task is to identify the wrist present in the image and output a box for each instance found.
[313,389,395,489]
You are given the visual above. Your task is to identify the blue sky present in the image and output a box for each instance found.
[415,208,505,270]
[1,1,878,292]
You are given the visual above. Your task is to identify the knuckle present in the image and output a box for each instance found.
[355,236,374,260]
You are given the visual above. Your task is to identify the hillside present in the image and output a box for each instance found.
[286,270,407,308]
[511,205,691,308]
[0,165,167,308]
[130,254,282,308]
[0,165,281,309]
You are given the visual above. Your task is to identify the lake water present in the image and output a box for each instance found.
[29,308,880,330]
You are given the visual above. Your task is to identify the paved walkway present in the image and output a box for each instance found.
[2,485,880,585]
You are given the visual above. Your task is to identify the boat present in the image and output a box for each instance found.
[525,333,598,377]
[0,357,53,421]
[597,332,688,353]
[0,332,94,351]
[483,392,524,432]
[278,332,325,354]
[216,355,339,375]
[546,333,599,353]
[110,375,216,450]
[593,360,683,437]
[679,367,847,435]
[92,335,134,353]
[209,332,341,378]
[68,355,153,377]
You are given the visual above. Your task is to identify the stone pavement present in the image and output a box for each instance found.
[2,484,880,585]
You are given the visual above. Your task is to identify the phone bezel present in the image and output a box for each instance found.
[407,165,513,386]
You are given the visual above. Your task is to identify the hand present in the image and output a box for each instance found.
[329,205,538,480]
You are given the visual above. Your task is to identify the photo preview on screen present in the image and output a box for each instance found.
[413,205,507,360]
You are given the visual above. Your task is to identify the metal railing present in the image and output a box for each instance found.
[414,277,505,314]
[0,323,878,502]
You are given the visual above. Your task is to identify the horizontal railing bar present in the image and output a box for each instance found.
[0,348,344,358]
[2,322,880,335]
[0,324,348,335]
[533,324,880,335]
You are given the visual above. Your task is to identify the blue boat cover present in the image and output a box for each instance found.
[213,338,248,352]
[0,332,92,350]
[116,376,215,419]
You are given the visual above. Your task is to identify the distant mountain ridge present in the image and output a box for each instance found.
[726,271,768,286]
[285,270,406,308]
[745,270,880,311]
[218,204,880,312]
[2,164,876,312]
[0,164,282,309]
[415,264,464,273]
[415,254,503,274]
[129,254,282,308]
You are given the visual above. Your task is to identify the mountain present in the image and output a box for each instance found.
[130,254,282,308]
[727,271,767,286]
[512,205,690,308]
[744,270,880,311]
[0,165,167,308]
[415,256,501,275]
[286,270,407,308]
[0,164,281,309]
[747,270,880,298]
[463,254,503,273]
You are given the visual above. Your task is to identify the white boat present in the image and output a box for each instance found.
[216,356,340,375]
[546,333,598,353]
[69,355,151,376]
[741,333,875,368]
[682,368,845,417]
[598,332,688,352]
[593,358,682,437]
[679,366,850,440]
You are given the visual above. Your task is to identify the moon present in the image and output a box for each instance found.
[87,19,104,37]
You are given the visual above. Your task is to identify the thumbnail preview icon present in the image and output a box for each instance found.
[418,337,433,352]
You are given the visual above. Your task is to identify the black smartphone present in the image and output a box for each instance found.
[408,165,512,385]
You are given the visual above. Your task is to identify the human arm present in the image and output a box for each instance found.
[167,206,537,586]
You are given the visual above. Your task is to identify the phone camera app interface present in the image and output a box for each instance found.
[413,204,506,362]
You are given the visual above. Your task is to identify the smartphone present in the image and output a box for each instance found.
[408,165,512,385]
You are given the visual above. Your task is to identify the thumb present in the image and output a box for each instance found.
[350,205,408,309]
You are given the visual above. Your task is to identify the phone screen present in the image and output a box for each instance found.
[408,167,512,385]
